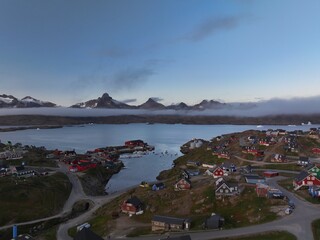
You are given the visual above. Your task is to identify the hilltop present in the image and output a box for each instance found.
[78,128,320,238]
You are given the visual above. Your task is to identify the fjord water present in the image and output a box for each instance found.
[0,123,318,193]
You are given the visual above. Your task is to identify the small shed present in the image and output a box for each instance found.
[204,214,224,229]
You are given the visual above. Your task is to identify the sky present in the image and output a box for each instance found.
[0,0,319,107]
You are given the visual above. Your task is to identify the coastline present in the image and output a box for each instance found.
[0,125,63,132]
[0,114,320,127]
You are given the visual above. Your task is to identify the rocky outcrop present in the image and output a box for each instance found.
[79,163,123,196]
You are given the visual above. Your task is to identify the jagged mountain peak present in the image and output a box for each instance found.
[138,98,166,110]
[71,93,136,109]
[193,99,225,110]
[0,94,56,108]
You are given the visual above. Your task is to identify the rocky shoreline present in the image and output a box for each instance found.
[79,163,124,196]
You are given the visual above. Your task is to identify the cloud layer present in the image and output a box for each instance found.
[108,67,155,91]
[182,16,244,42]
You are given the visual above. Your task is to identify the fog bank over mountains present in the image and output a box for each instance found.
[0,95,320,117]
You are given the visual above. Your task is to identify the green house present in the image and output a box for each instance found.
[306,165,320,178]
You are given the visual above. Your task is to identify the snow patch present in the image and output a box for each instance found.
[0,97,14,103]
[21,97,42,104]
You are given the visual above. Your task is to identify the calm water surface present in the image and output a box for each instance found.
[0,123,318,193]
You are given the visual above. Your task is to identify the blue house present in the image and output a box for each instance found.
[309,186,320,198]
[186,169,200,176]
[152,182,165,191]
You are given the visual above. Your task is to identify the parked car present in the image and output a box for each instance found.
[288,200,295,209]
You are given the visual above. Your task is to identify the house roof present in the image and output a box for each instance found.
[213,166,223,172]
[73,228,103,240]
[177,177,191,185]
[221,162,235,169]
[14,234,35,240]
[205,214,223,229]
[244,174,265,180]
[241,165,252,173]
[306,164,317,171]
[0,164,8,169]
[152,215,190,225]
[15,166,25,172]
[216,181,238,190]
[295,171,310,182]
[126,196,143,207]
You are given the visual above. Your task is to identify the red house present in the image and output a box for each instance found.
[259,139,270,146]
[121,196,144,215]
[242,147,264,157]
[312,148,320,154]
[217,151,230,159]
[69,161,97,172]
[212,167,225,178]
[293,171,320,190]
[174,178,191,190]
[256,183,269,197]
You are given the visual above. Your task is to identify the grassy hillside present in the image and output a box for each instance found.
[0,172,71,225]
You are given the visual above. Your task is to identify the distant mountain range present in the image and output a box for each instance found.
[70,93,230,110]
[0,92,254,111]
[0,94,56,108]
[71,93,236,110]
